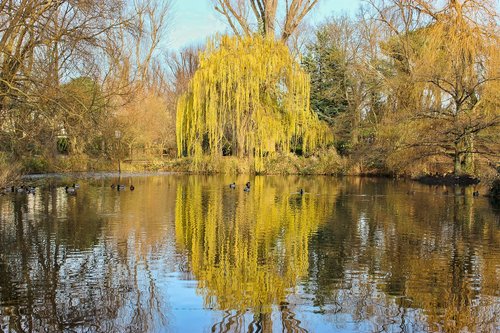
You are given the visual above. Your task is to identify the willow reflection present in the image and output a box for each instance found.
[174,177,338,318]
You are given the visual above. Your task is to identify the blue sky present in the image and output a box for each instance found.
[168,0,363,50]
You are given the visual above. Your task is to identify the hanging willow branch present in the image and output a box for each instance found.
[176,35,332,171]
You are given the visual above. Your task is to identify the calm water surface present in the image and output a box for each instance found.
[0,174,499,332]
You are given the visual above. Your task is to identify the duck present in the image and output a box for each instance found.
[229,182,236,189]
[299,189,304,195]
[117,184,126,191]
[15,186,26,193]
[11,185,35,194]
[243,181,251,192]
[111,184,116,189]
[2,186,15,193]
[73,183,80,189]
[130,185,135,191]
[473,190,479,197]
[65,186,77,194]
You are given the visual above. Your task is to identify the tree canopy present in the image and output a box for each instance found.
[176,35,332,171]
[302,0,499,176]
[373,0,500,175]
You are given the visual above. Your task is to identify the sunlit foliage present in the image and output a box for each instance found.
[370,0,500,176]
[176,35,332,172]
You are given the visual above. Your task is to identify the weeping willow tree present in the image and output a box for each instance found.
[176,35,332,172]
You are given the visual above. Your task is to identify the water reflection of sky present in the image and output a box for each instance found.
[0,175,499,332]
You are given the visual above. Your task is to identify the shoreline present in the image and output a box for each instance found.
[8,170,486,187]
[3,171,498,203]
[414,174,481,186]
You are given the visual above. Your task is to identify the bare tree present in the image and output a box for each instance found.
[0,0,172,167]
[0,0,127,156]
[211,0,319,41]
[131,0,171,85]
[166,45,201,98]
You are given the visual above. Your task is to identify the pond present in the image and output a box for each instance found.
[0,174,499,332]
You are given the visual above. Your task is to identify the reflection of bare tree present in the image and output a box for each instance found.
[211,310,245,333]
[305,179,500,332]
[279,302,308,333]
[209,305,308,333]
[0,178,174,332]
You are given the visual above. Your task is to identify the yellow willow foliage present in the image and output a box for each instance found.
[174,177,338,313]
[176,35,332,172]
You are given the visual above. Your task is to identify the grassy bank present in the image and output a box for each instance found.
[3,151,498,194]
[162,148,348,175]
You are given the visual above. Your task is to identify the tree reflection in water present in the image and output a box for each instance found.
[175,176,336,331]
[304,178,500,332]
[0,179,174,332]
[0,175,498,332]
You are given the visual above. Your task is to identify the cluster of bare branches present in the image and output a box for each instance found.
[0,0,172,161]
[211,0,318,41]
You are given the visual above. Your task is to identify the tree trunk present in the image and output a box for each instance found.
[350,106,360,146]
[454,142,462,176]
[464,133,474,174]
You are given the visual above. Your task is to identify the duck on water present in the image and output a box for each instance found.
[111,184,135,191]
